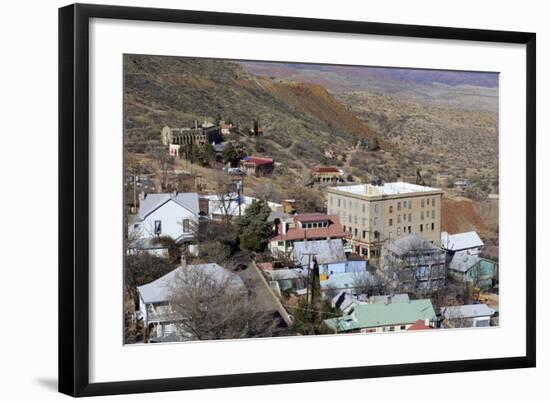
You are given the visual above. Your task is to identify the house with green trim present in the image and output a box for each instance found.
[448,251,498,290]
[322,298,437,334]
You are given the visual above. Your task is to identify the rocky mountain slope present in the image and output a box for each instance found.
[124,55,379,179]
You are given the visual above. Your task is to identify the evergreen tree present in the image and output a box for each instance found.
[235,199,272,252]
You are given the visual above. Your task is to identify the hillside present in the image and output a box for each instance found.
[124,55,379,181]
[239,61,499,112]
[334,90,499,198]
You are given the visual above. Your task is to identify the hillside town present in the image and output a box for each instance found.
[124,117,499,344]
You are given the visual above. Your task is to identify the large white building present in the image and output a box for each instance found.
[326,182,444,259]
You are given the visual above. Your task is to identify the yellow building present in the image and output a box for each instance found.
[326,182,443,259]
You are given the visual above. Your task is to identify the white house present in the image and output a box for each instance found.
[201,193,282,220]
[129,192,200,254]
[137,262,245,341]
[441,231,484,255]
[441,304,496,328]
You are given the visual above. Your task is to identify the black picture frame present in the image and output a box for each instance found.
[59,3,536,397]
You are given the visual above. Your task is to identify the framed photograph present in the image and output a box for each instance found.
[58,3,536,397]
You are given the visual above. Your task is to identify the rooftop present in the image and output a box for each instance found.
[241,156,274,166]
[294,213,333,223]
[313,166,340,173]
[272,214,350,242]
[324,299,436,332]
[385,234,443,256]
[407,319,434,331]
[441,304,495,320]
[441,231,484,251]
[320,271,377,292]
[139,192,199,219]
[293,239,347,266]
[328,182,441,197]
[449,251,480,273]
[137,263,244,304]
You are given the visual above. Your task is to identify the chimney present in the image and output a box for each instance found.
[181,254,187,269]
[195,120,198,129]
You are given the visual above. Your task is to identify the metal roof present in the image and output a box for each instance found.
[386,234,443,256]
[441,231,484,251]
[138,192,200,219]
[324,299,436,332]
[320,271,377,291]
[449,251,480,273]
[292,239,346,265]
[137,263,245,304]
[441,304,495,319]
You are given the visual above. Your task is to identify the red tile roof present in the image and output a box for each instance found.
[293,213,331,223]
[407,320,434,331]
[272,214,350,242]
[313,166,340,173]
[241,156,273,166]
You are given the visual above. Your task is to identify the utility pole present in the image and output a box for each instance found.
[301,253,317,308]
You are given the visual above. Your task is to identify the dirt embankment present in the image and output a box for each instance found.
[442,195,499,239]
[441,195,499,258]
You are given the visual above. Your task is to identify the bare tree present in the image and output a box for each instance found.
[213,172,239,224]
[167,267,280,340]
[152,147,175,190]
[351,271,377,297]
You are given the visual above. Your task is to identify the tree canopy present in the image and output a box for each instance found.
[235,199,273,252]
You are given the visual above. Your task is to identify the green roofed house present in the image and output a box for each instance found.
[322,299,436,334]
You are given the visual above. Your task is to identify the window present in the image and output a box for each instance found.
[397,228,401,236]
[408,226,411,233]
[420,224,423,232]
[374,217,379,227]
[374,204,379,214]
[389,205,393,213]
[421,211,424,220]
[408,213,412,222]
[363,230,367,239]
[421,199,425,208]
[154,220,162,235]
[400,325,406,330]
[348,215,352,224]
[397,201,401,211]
[354,216,358,224]
[432,210,435,219]
[389,326,395,332]
[426,223,430,230]
[337,199,341,207]
[362,204,365,213]
[388,231,393,239]
[431,222,435,230]
[354,228,358,236]
[277,241,284,246]
[389,218,393,226]
[427,198,430,206]
[182,219,190,232]
[432,197,436,207]
[409,200,412,209]
[362,218,367,226]
[343,225,346,231]
[397,215,401,224]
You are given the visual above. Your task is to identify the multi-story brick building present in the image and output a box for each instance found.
[326,182,444,259]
